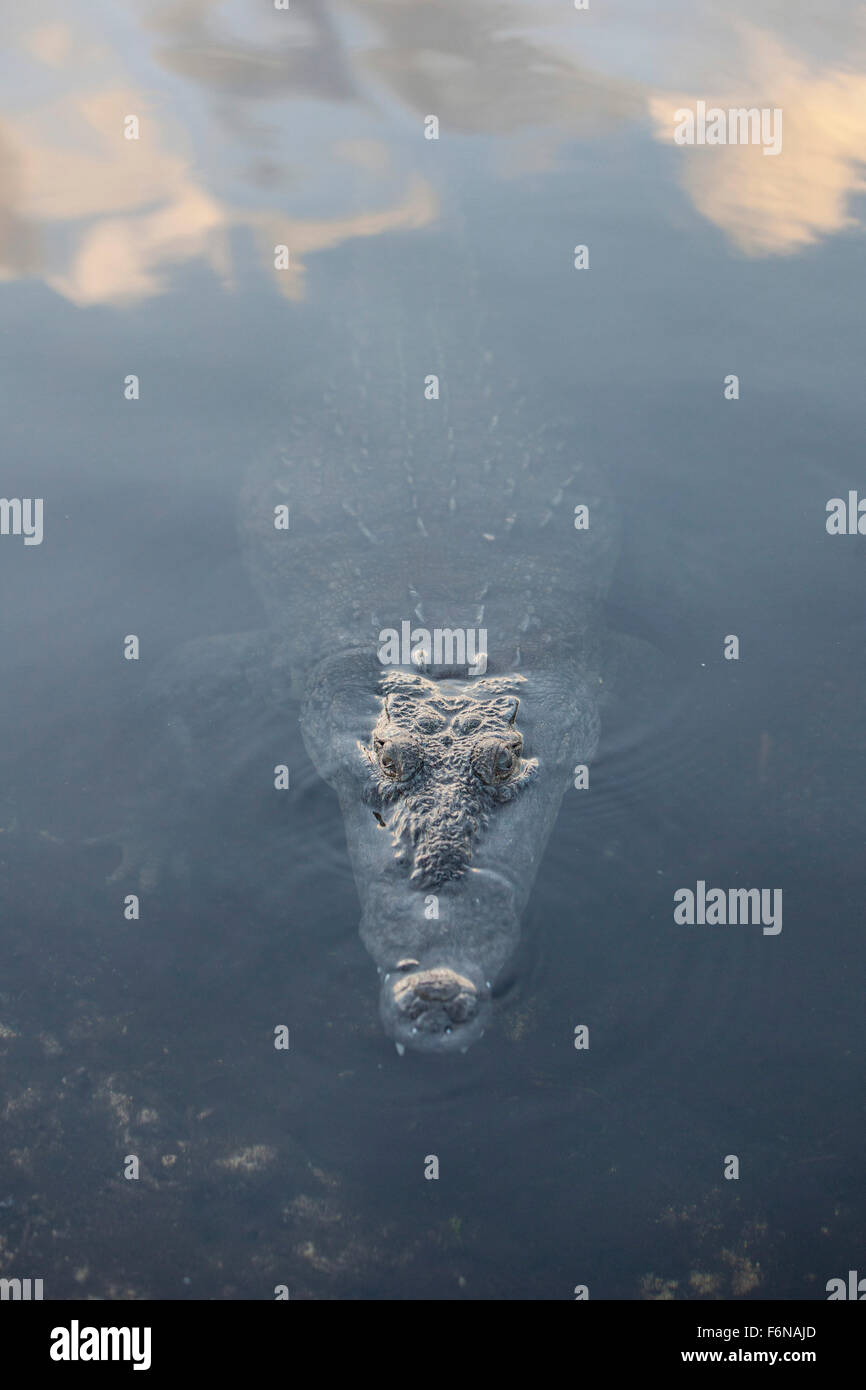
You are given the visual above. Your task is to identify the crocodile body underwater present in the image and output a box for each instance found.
[239,241,623,1055]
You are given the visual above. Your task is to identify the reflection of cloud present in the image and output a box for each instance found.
[352,0,640,135]
[47,185,231,306]
[9,90,189,220]
[147,0,358,103]
[32,149,435,308]
[0,127,41,279]
[24,23,75,68]
[250,172,438,300]
[13,0,863,306]
[9,0,640,307]
[1,1,644,308]
[649,31,866,255]
[0,72,436,305]
[146,0,639,136]
[0,84,227,303]
[153,35,356,103]
[0,6,446,307]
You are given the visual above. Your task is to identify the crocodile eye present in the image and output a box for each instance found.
[374,736,421,783]
[472,736,522,785]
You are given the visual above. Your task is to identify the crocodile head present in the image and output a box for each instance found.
[300,653,601,1056]
[362,671,538,890]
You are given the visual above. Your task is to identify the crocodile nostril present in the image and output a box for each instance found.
[416,977,458,1002]
[392,968,479,1024]
[380,967,490,1053]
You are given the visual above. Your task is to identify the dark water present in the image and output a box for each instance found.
[1,0,864,1300]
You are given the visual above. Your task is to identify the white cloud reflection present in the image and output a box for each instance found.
[1,2,864,306]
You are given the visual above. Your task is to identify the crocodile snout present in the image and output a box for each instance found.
[381,966,490,1054]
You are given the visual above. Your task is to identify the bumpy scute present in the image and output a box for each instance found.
[360,671,537,888]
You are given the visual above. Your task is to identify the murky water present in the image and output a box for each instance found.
[1,0,864,1300]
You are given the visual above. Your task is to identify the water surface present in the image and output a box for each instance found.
[1,0,864,1300]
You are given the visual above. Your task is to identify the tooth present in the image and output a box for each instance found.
[395,1043,406,1056]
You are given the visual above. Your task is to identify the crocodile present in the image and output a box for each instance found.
[111,234,638,1055]
[231,236,623,1055]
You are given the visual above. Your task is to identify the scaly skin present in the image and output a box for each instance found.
[361,670,537,889]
